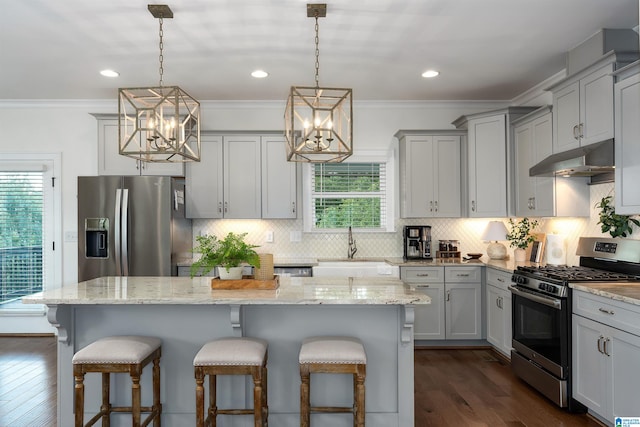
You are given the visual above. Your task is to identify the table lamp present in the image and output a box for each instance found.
[481,221,509,260]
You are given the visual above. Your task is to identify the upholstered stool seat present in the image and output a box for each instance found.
[194,337,268,427]
[72,335,162,427]
[299,336,367,427]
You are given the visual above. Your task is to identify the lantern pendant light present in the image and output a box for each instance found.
[284,3,353,163]
[118,4,201,163]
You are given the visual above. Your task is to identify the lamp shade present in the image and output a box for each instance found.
[481,221,508,242]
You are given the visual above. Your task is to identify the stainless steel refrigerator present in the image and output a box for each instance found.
[77,176,192,281]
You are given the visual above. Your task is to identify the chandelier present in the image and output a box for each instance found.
[284,3,353,163]
[118,4,201,163]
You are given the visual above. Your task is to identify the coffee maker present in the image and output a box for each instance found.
[403,226,432,260]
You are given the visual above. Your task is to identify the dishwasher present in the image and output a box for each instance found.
[273,266,313,277]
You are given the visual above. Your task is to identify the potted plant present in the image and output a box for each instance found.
[506,218,539,262]
[596,196,640,238]
[190,232,260,279]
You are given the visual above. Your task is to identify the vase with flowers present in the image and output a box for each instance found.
[506,218,539,262]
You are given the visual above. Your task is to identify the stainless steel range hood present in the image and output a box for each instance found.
[529,139,614,182]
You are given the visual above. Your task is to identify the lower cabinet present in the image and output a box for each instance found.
[572,290,640,423]
[485,267,513,357]
[401,265,482,341]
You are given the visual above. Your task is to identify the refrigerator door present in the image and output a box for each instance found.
[78,176,123,281]
[123,176,173,276]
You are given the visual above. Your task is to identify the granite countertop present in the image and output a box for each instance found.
[22,276,431,306]
[570,282,640,306]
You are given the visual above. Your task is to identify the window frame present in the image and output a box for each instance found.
[302,150,396,233]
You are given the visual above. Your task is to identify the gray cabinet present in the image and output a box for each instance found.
[401,265,482,341]
[572,290,640,422]
[186,132,297,219]
[397,130,463,218]
[485,267,512,357]
[513,107,589,217]
[94,114,184,177]
[614,62,640,215]
[453,107,535,218]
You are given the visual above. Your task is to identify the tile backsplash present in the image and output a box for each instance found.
[194,182,635,266]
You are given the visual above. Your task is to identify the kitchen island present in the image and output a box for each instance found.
[23,276,430,427]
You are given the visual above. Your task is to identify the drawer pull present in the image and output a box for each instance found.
[416,273,430,277]
[598,307,615,315]
[456,273,470,277]
[497,278,505,283]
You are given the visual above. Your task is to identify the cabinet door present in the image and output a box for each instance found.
[414,284,445,340]
[468,114,507,217]
[445,283,482,340]
[501,291,512,355]
[572,315,608,415]
[223,135,262,218]
[185,134,223,218]
[610,327,640,422]
[514,122,534,216]
[401,136,434,217]
[553,81,581,152]
[530,114,554,216]
[615,73,640,215]
[433,135,461,217]
[486,284,504,350]
[97,118,184,176]
[580,64,614,146]
[262,136,297,219]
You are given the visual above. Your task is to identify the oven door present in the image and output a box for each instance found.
[509,285,570,379]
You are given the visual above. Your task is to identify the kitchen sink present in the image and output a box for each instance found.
[312,260,399,278]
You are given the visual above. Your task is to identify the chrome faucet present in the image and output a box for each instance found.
[347,226,357,259]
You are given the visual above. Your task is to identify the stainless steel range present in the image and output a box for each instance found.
[509,237,640,411]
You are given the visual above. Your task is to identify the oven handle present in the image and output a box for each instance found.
[508,285,562,310]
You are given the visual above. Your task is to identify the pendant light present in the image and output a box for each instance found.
[284,3,353,163]
[119,4,201,163]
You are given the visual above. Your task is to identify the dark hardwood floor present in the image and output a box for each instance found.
[0,337,605,427]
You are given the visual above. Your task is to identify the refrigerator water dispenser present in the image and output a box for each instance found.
[85,218,109,258]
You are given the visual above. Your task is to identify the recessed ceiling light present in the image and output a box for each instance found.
[421,70,440,78]
[100,69,120,78]
[251,70,269,78]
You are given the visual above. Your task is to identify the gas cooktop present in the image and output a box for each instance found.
[516,265,640,283]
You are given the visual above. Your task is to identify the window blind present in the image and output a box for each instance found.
[0,172,44,304]
[311,162,387,230]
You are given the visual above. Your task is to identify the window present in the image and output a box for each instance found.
[303,152,395,232]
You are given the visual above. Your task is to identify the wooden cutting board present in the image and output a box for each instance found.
[211,275,280,290]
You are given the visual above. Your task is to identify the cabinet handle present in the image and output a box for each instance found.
[471,200,476,212]
[292,202,296,213]
[597,336,604,354]
[218,202,222,213]
[573,125,580,140]
[429,201,433,212]
[497,296,502,309]
[224,201,228,213]
[496,277,505,283]
[416,273,430,277]
[136,160,140,170]
[446,290,450,302]
[531,197,535,209]
[434,201,438,212]
[579,123,584,138]
[456,273,470,277]
[603,337,610,357]
[598,307,615,315]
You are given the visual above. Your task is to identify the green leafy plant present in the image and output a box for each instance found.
[506,218,539,249]
[190,232,260,278]
[596,196,640,238]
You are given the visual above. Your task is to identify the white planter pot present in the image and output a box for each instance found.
[514,248,527,262]
[218,266,243,280]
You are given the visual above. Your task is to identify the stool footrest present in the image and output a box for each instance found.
[311,406,354,413]
[218,408,257,415]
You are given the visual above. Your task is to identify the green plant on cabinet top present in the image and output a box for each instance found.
[190,232,260,278]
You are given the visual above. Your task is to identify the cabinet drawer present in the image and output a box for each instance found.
[445,266,482,283]
[400,266,444,283]
[486,267,512,291]
[573,290,640,337]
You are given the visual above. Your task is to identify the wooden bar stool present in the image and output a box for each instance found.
[193,337,268,427]
[72,335,162,427]
[299,336,367,427]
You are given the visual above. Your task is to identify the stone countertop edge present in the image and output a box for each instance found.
[22,276,431,306]
[570,282,640,307]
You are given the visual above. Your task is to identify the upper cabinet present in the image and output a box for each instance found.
[453,107,536,218]
[513,107,589,217]
[94,114,184,177]
[396,130,464,218]
[614,61,640,215]
[549,60,615,152]
[185,132,297,220]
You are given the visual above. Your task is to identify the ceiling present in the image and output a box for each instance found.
[1,0,638,101]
